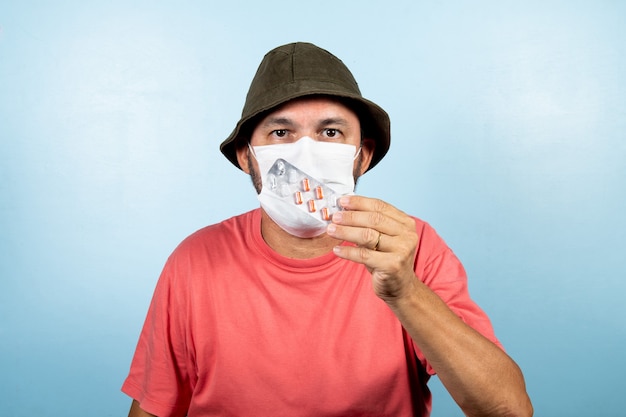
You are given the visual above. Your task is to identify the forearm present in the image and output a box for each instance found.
[326,195,532,415]
[387,279,533,417]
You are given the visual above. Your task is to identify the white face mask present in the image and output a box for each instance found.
[250,137,361,238]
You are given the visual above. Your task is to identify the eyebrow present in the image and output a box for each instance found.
[318,117,349,127]
[260,117,295,128]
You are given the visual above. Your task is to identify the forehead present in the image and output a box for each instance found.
[258,96,360,125]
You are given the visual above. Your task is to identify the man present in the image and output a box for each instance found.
[122,42,533,416]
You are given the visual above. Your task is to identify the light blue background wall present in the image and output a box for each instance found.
[1,1,624,416]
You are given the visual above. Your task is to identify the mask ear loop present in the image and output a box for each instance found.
[353,146,362,161]
[247,142,258,160]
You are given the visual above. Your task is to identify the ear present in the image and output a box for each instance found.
[357,138,375,175]
[236,143,251,174]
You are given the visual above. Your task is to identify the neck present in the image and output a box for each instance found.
[259,210,341,259]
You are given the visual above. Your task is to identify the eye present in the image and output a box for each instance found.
[272,129,288,138]
[323,128,341,138]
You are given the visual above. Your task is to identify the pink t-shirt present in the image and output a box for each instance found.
[122,209,501,417]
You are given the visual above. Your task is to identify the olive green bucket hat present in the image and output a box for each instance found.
[219,42,391,172]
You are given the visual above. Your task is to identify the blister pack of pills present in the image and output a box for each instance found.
[265,158,343,222]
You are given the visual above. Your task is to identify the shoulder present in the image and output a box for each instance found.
[154,209,260,287]
[162,209,260,266]
[408,216,467,283]
[179,209,258,248]
[410,216,450,254]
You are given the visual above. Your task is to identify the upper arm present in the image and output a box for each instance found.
[128,400,157,417]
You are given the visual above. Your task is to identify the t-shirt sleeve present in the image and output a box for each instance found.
[412,220,503,376]
[121,256,194,417]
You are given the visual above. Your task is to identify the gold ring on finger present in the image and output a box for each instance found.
[372,232,382,251]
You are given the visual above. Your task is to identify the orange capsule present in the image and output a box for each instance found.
[308,199,316,212]
[302,178,311,192]
[294,191,303,205]
[321,207,331,221]
[315,186,324,200]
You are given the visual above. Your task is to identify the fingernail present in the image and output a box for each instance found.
[327,224,336,234]
[332,211,343,222]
